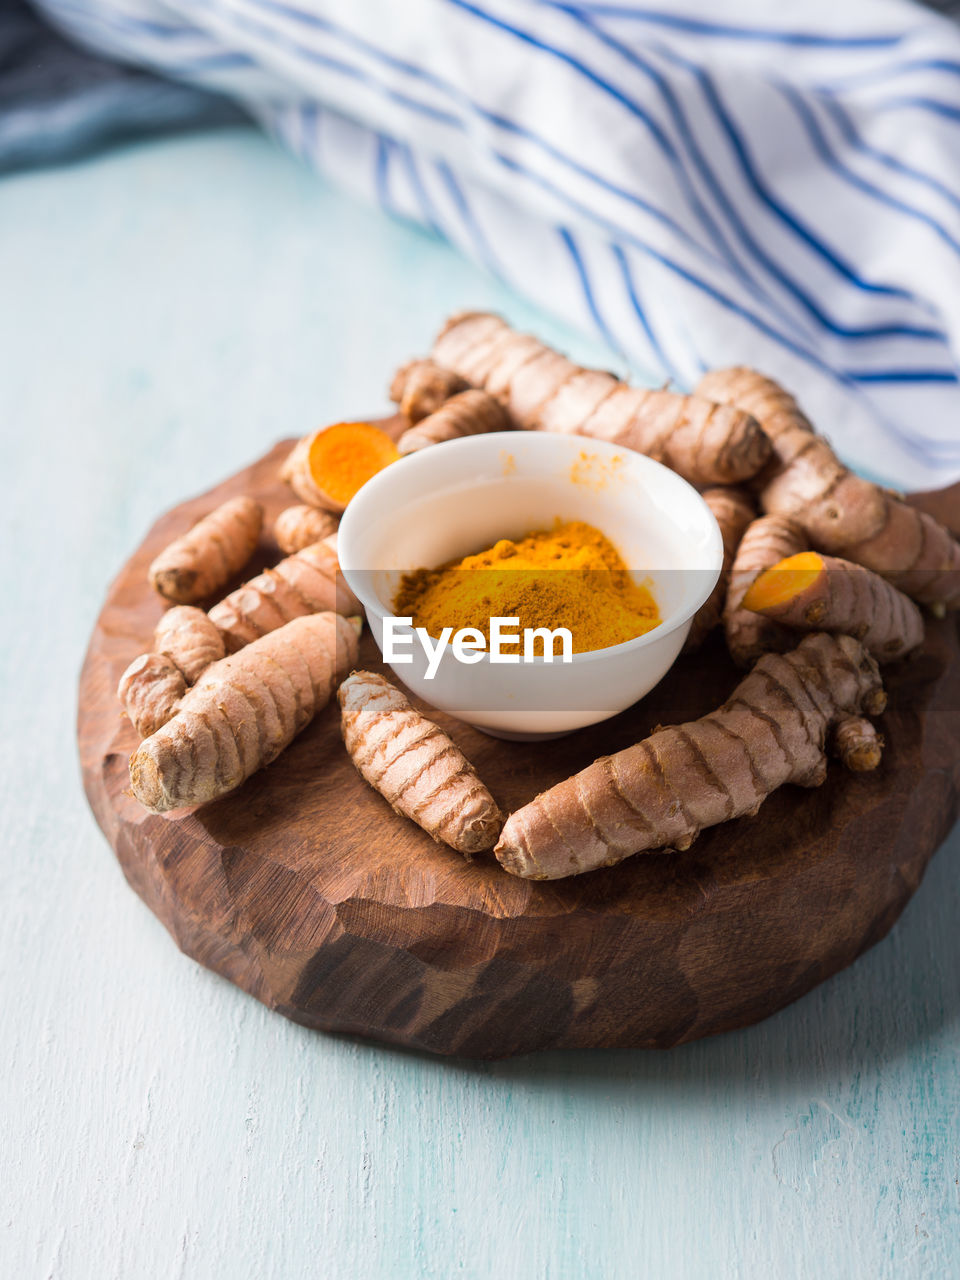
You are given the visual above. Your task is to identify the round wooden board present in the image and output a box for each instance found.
[78,435,960,1059]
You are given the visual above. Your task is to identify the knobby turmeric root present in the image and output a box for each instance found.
[122,538,358,735]
[390,358,470,423]
[494,633,885,879]
[130,613,359,813]
[724,515,809,668]
[832,716,884,772]
[281,422,400,513]
[117,653,187,738]
[154,605,226,682]
[119,606,227,735]
[397,388,510,455]
[339,671,503,856]
[148,496,263,604]
[697,367,960,608]
[431,312,771,488]
[274,505,339,555]
[683,487,755,652]
[743,551,924,661]
[209,540,361,651]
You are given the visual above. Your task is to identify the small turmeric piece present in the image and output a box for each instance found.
[274,505,339,555]
[724,515,808,668]
[119,606,227,736]
[122,539,358,734]
[117,653,187,739]
[390,358,470,423]
[431,312,771,488]
[743,551,924,662]
[494,633,886,879]
[339,671,503,857]
[395,520,660,653]
[209,540,361,651]
[154,606,226,683]
[833,716,884,773]
[397,388,510,455]
[148,495,263,604]
[130,612,359,813]
[697,366,960,608]
[683,486,755,652]
[281,422,400,513]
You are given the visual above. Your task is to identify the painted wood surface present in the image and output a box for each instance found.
[4,129,960,1278]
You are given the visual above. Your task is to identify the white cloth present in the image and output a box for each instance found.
[35,0,960,488]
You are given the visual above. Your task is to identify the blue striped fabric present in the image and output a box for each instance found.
[32,0,960,488]
[0,0,243,174]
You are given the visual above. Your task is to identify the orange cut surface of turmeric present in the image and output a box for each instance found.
[743,551,824,611]
[308,422,399,507]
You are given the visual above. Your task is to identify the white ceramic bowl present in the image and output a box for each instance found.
[338,432,722,738]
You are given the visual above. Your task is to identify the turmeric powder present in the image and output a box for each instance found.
[394,520,659,653]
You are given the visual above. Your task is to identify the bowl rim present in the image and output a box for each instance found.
[337,430,724,667]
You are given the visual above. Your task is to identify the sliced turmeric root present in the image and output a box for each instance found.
[282,421,400,513]
[723,514,808,668]
[743,550,824,611]
[698,365,960,609]
[743,550,924,662]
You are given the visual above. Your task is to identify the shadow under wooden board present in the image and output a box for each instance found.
[77,429,960,1059]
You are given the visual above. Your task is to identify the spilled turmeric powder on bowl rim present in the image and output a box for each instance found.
[394,520,660,654]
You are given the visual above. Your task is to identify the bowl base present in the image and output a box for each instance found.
[469,724,574,742]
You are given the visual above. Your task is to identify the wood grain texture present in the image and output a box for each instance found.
[78,437,960,1058]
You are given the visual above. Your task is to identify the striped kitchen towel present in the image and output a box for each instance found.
[30,0,960,489]
[0,0,242,174]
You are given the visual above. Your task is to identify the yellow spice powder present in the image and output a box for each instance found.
[394,520,660,654]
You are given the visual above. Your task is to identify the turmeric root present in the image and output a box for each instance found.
[833,716,884,772]
[724,515,808,668]
[431,312,771,488]
[130,613,359,813]
[390,359,470,423]
[148,496,263,604]
[281,422,399,513]
[119,607,226,737]
[274,505,339,555]
[397,388,510,455]
[683,487,755,652]
[494,633,885,879]
[209,540,361,651]
[120,547,356,737]
[696,367,960,608]
[743,551,924,661]
[118,653,187,738]
[339,671,503,856]
[154,606,226,683]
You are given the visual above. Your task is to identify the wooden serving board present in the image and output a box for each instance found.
[78,436,960,1059]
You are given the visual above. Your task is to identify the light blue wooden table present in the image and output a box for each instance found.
[2,127,959,1280]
